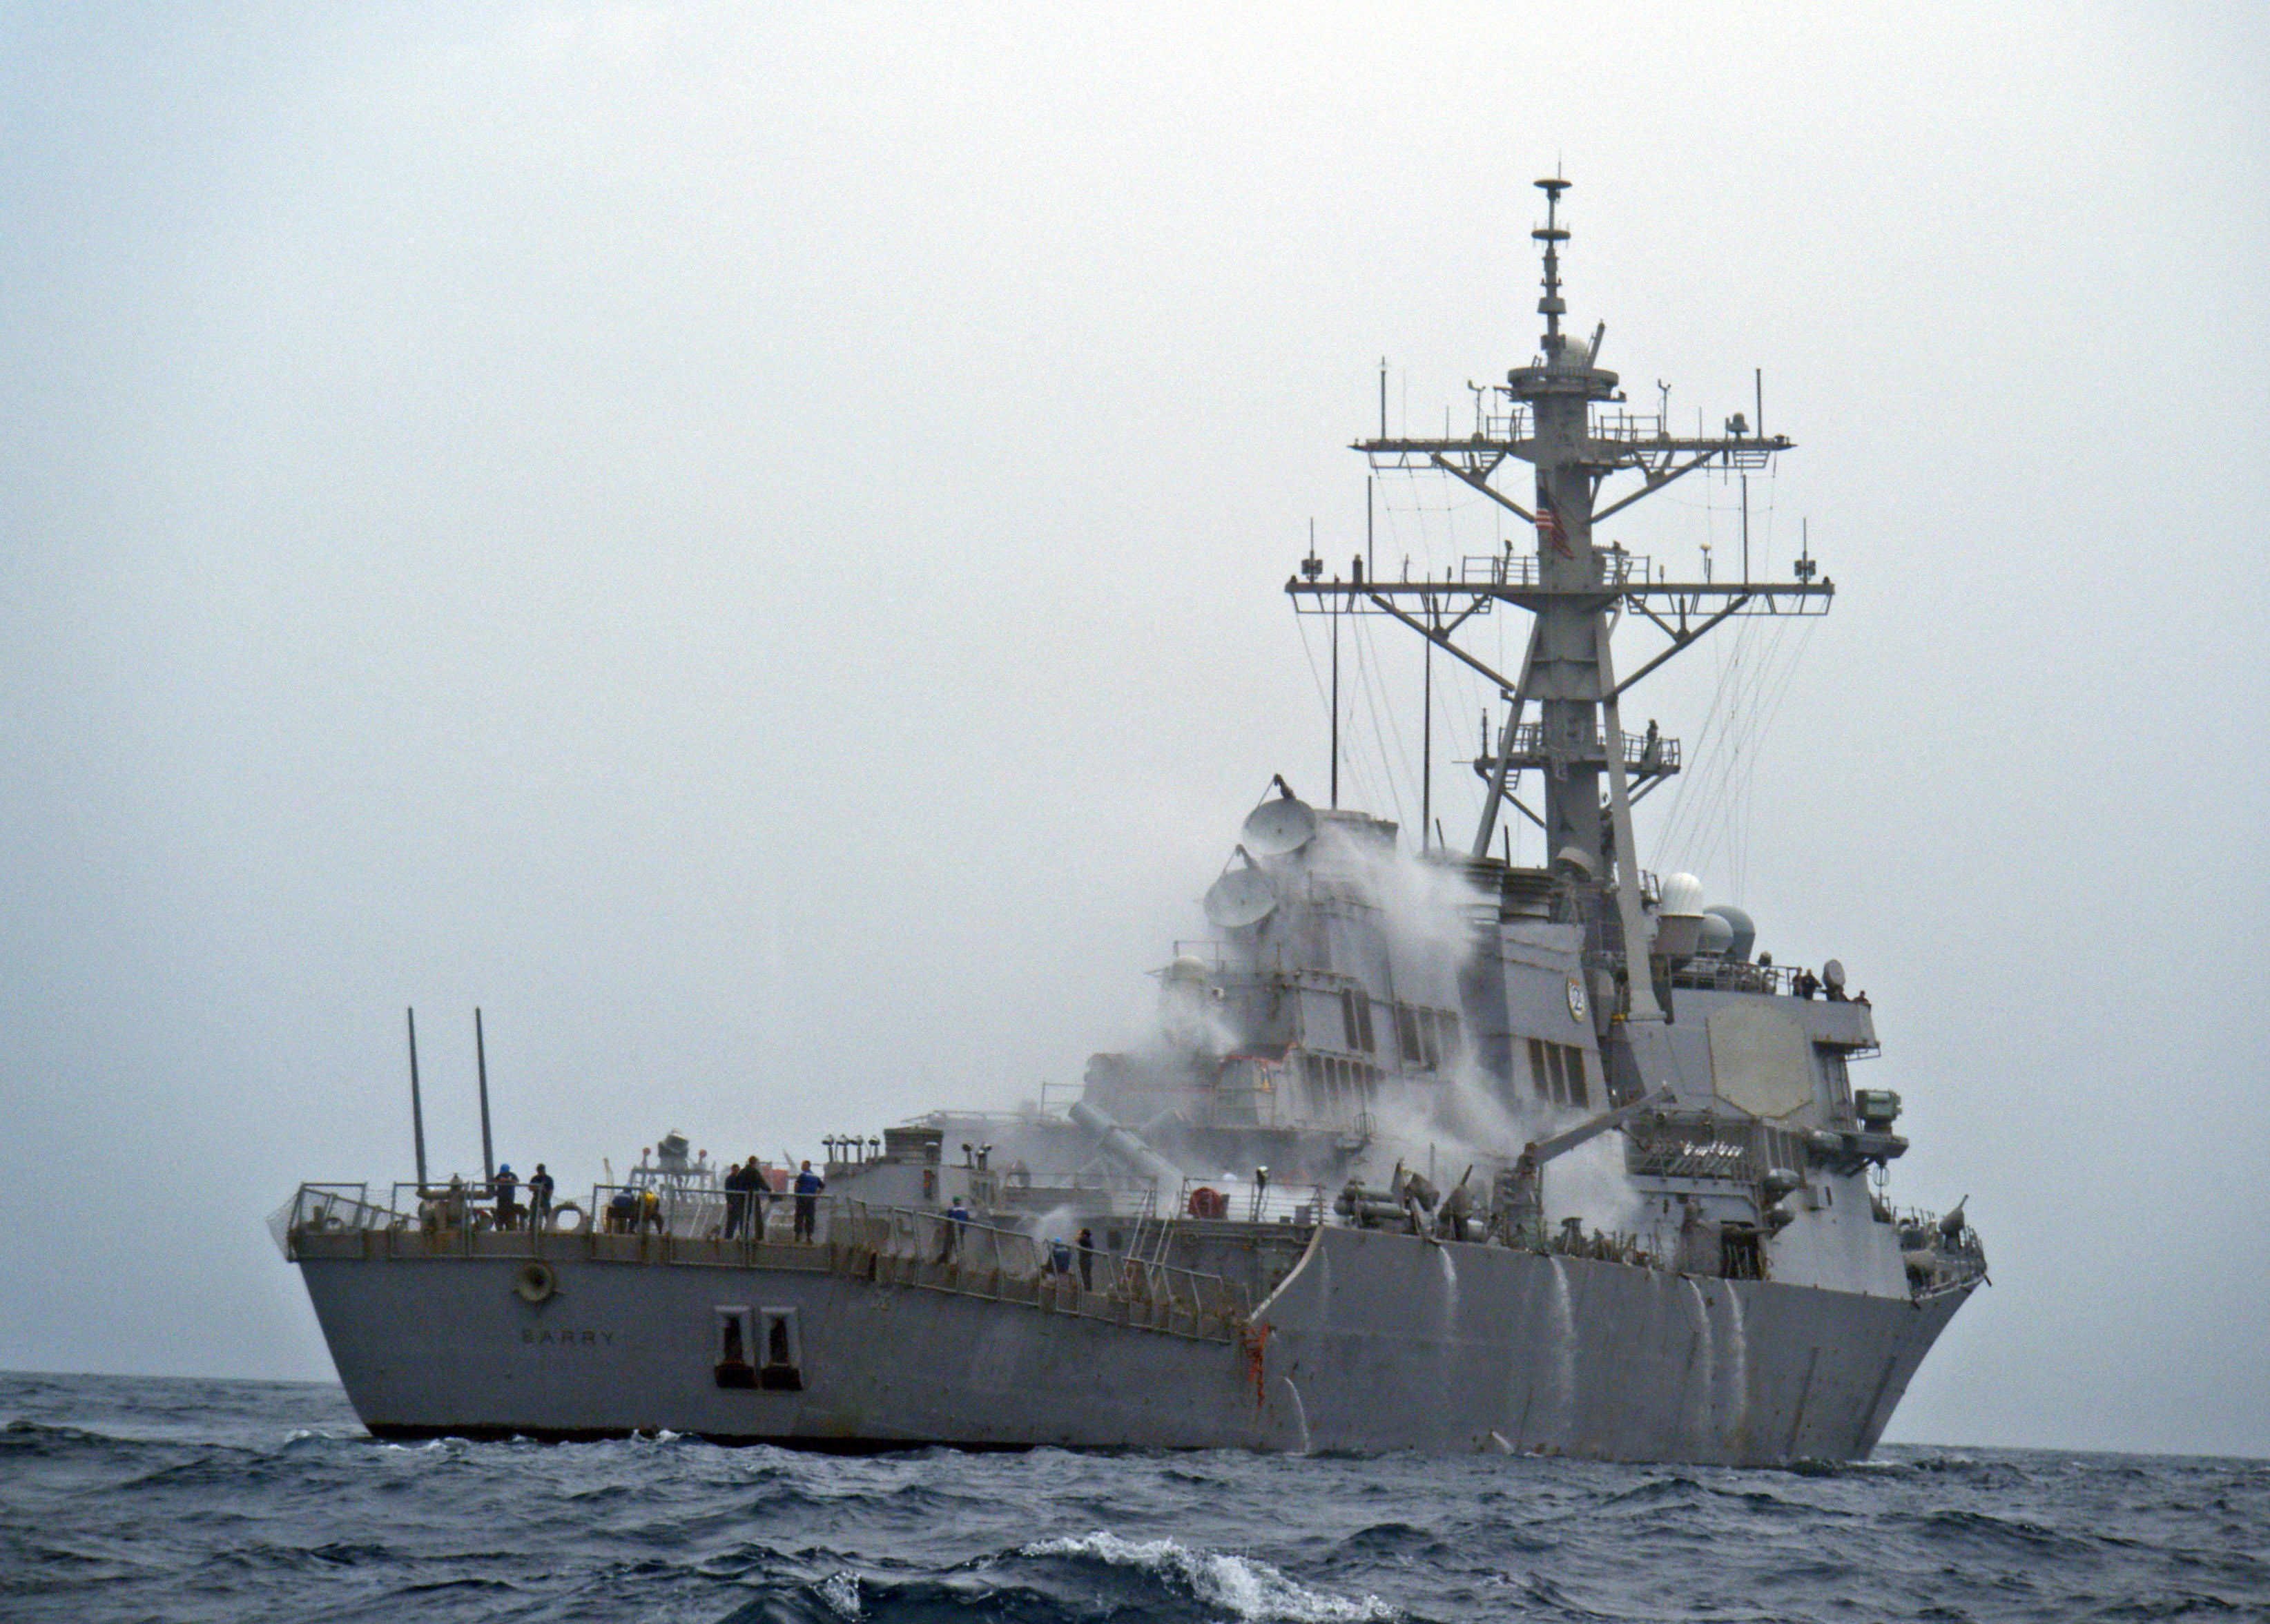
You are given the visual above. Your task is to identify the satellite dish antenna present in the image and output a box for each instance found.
[1822,958,1846,992]
[1203,849,1279,929]
[1703,905,1756,963]
[1242,795,1316,857]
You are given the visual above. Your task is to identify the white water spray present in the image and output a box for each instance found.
[1546,1255,1578,1440]
[1724,1284,1751,1442]
[1279,1376,1312,1455]
[1685,1276,1716,1445]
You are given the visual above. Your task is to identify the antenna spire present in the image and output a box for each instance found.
[1533,177,1572,355]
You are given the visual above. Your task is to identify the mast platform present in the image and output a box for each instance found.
[1480,719,1680,786]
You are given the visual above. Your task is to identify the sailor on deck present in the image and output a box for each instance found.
[792,1160,824,1242]
[938,1195,970,1263]
[724,1157,763,1239]
[607,1188,638,1233]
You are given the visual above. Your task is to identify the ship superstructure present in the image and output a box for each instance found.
[280,181,1985,1462]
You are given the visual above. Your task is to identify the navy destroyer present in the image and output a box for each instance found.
[279,181,1986,1462]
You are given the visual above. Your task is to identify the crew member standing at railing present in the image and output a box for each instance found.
[792,1160,825,1242]
[726,1157,768,1239]
[937,1195,969,1262]
[722,1158,751,1239]
[493,1164,520,1231]
[527,1164,554,1226]
[1076,1226,1096,1291]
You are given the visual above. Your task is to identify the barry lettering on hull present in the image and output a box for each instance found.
[277,180,1986,1462]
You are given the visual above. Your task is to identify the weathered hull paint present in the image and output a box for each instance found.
[298,1225,1971,1462]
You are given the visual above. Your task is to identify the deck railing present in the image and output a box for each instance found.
[1165,1177,1328,1227]
[278,1170,1975,1314]
[829,1201,1248,1333]
[275,1183,1247,1339]
[1501,719,1678,773]
[1457,550,1650,590]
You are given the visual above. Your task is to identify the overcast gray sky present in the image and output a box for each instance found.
[3,3,2264,1458]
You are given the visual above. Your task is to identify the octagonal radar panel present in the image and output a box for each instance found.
[1822,958,1847,992]
[1241,794,1317,857]
[1203,867,1279,929]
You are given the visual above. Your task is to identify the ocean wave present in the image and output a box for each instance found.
[1587,1472,1707,1511]
[4,1376,2267,1624]
[1329,1520,1454,1563]
[1019,1531,1397,1622]
[1903,1505,2102,1557]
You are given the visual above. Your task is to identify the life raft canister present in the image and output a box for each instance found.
[1187,1186,1228,1220]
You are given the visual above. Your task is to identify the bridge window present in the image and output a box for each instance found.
[1302,1052,1381,1116]
[1394,1005,1458,1072]
[1393,1003,1419,1066]
[1340,988,1376,1053]
[1528,1038,1590,1109]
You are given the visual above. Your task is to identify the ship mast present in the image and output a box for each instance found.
[1290,177,1832,1028]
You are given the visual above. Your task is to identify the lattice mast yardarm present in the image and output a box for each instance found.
[1290,177,1830,1025]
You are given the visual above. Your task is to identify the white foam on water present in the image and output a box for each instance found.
[1021,1531,1396,1622]
[817,1570,862,1618]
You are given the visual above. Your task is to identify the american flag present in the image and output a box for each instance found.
[1535,482,1573,557]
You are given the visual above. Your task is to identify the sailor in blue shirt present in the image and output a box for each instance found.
[792,1160,825,1242]
[938,1195,970,1262]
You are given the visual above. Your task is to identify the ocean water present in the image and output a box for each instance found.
[3,1373,2264,1623]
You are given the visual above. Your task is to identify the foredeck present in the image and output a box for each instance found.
[276,1185,1249,1344]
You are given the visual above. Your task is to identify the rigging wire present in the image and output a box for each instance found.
[1337,630,1386,820]
[1292,612,1337,805]
[1654,610,1816,896]
[1730,617,1817,896]
[1350,617,1409,832]
[1660,619,1769,880]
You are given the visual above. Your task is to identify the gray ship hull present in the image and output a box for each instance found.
[295,1223,1970,1463]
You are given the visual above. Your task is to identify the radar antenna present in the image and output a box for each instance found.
[1534,177,1571,357]
[1290,178,1831,1037]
